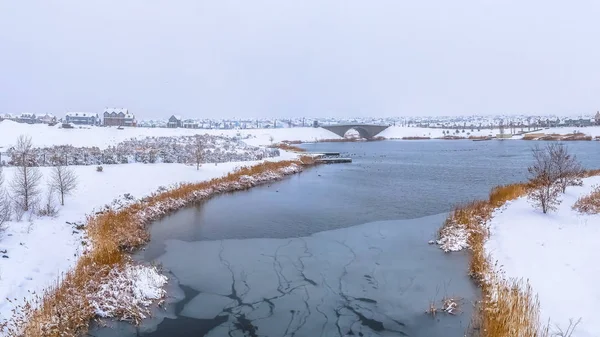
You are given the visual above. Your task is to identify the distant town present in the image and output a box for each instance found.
[1,109,600,130]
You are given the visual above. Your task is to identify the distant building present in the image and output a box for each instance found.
[37,113,57,124]
[18,113,37,124]
[103,108,135,127]
[0,113,16,121]
[167,115,182,128]
[182,120,199,129]
[564,118,593,127]
[65,112,99,125]
[595,111,600,125]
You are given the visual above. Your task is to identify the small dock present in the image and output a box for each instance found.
[316,157,352,164]
[307,151,340,157]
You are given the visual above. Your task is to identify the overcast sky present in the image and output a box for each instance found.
[1,1,600,119]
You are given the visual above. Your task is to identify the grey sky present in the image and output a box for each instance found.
[1,1,600,119]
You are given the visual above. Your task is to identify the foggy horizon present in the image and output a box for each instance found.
[2,1,600,119]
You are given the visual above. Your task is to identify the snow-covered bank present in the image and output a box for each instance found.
[0,153,298,327]
[2,155,313,336]
[524,126,600,138]
[378,126,500,139]
[0,120,339,149]
[437,173,600,336]
[485,176,600,336]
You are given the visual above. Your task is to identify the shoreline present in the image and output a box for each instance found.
[437,169,600,336]
[2,156,317,337]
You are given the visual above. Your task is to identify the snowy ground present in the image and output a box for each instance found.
[485,176,600,337]
[0,120,340,149]
[0,152,297,324]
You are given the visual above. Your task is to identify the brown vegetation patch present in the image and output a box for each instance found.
[522,134,541,140]
[524,132,592,141]
[271,143,306,152]
[3,157,316,337]
[572,185,600,214]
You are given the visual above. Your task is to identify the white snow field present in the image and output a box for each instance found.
[0,120,341,149]
[485,175,600,337]
[0,150,297,324]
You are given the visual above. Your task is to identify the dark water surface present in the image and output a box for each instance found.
[92,140,600,337]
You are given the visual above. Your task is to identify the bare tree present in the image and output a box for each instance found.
[548,143,583,193]
[527,145,561,213]
[0,167,11,232]
[50,164,78,206]
[10,136,42,211]
[192,135,203,170]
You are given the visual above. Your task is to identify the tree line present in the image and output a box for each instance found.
[0,136,77,231]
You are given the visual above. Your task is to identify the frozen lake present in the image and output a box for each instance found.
[91,140,600,337]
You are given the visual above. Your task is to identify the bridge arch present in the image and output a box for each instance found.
[321,124,389,139]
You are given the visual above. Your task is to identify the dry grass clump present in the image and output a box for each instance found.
[489,184,528,207]
[583,169,600,177]
[4,158,314,337]
[271,143,306,152]
[562,133,592,141]
[572,185,600,214]
[470,277,546,337]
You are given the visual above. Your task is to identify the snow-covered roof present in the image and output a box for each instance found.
[66,112,97,117]
[104,108,128,114]
[104,108,134,119]
[171,115,182,121]
[20,113,35,118]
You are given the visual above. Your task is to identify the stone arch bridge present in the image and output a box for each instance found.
[321,124,390,139]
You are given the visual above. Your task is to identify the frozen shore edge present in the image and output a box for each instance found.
[3,156,316,337]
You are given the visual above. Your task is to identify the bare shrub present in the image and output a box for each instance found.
[527,145,561,213]
[38,187,58,217]
[0,168,11,234]
[96,166,103,172]
[50,165,77,205]
[572,185,600,214]
[13,202,25,222]
[549,143,583,193]
[192,135,203,170]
